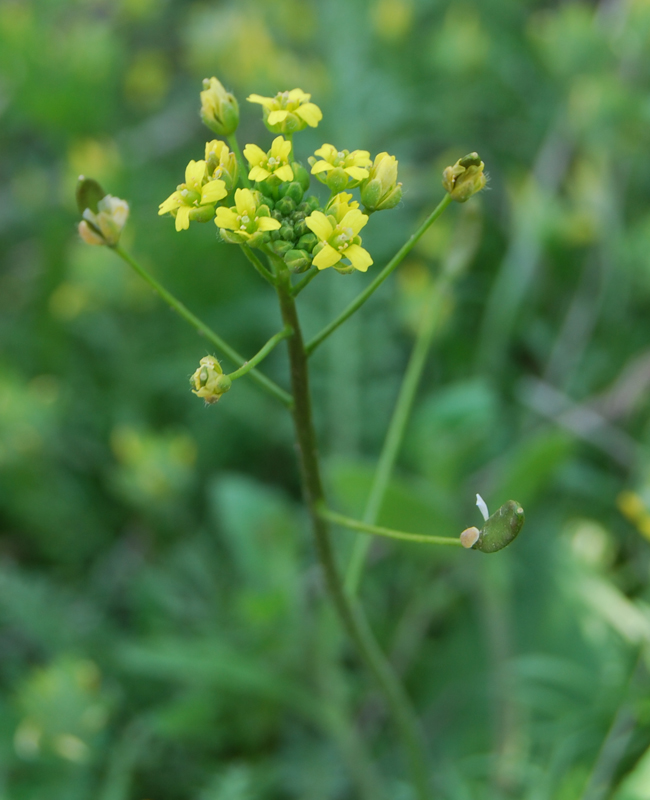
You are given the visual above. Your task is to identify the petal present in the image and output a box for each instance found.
[344,166,370,181]
[349,150,371,165]
[341,209,369,234]
[175,205,191,231]
[288,88,310,102]
[311,160,334,175]
[295,103,322,127]
[243,143,266,167]
[158,191,181,215]
[247,94,274,109]
[249,166,271,182]
[314,143,336,160]
[274,164,294,182]
[78,220,104,245]
[201,179,227,204]
[343,244,373,272]
[268,109,289,125]
[234,188,256,216]
[271,136,292,160]
[305,211,334,241]
[185,160,206,190]
[313,243,342,270]
[214,207,239,230]
[256,216,282,231]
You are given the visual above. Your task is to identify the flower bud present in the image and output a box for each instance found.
[442,152,486,203]
[279,181,304,205]
[200,77,239,136]
[360,152,403,212]
[291,162,311,192]
[272,240,294,256]
[276,196,297,216]
[297,232,318,253]
[205,140,238,192]
[77,176,129,247]
[190,356,231,404]
[284,249,311,273]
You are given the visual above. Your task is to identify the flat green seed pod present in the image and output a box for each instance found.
[473,500,525,553]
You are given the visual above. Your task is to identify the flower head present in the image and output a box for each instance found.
[305,205,373,273]
[158,160,228,232]
[309,144,372,193]
[360,152,403,212]
[244,136,294,184]
[200,77,239,136]
[204,140,238,192]
[78,194,130,247]
[215,188,281,246]
[247,89,322,134]
[442,152,486,203]
[190,356,231,404]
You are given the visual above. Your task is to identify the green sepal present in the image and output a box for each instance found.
[76,176,106,214]
[473,500,525,553]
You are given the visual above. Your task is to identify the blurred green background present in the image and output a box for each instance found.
[3,0,650,798]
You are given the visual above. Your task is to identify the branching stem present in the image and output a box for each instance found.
[112,245,293,408]
[227,325,293,380]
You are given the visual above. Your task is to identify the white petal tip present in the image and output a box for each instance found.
[476,493,489,522]
[460,527,480,549]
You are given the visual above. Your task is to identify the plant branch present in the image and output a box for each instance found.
[319,504,463,547]
[112,245,293,408]
[274,269,432,800]
[291,267,319,296]
[227,133,251,189]
[227,325,293,380]
[241,244,277,285]
[305,193,453,356]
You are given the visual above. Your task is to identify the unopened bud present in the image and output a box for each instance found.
[77,176,129,247]
[284,249,311,273]
[360,152,403,212]
[442,152,486,203]
[200,77,239,136]
[190,356,231,404]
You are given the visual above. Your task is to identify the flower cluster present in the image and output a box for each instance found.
[151,78,403,275]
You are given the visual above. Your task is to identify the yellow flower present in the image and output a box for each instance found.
[309,144,372,192]
[215,188,281,245]
[442,153,486,203]
[200,77,239,136]
[247,89,322,134]
[158,160,228,232]
[305,206,373,273]
[243,136,294,184]
[325,191,360,220]
[360,152,403,212]
[190,356,231,404]
[78,195,129,247]
[204,140,238,192]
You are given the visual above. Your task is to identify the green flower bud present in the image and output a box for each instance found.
[360,152,403,212]
[280,223,295,241]
[77,177,129,247]
[323,166,349,194]
[294,218,309,237]
[297,232,318,253]
[200,77,239,136]
[190,356,231,404]
[291,162,311,191]
[219,229,248,244]
[299,196,321,213]
[276,196,297,216]
[272,240,294,256]
[284,248,311,273]
[279,181,304,205]
[442,152,486,203]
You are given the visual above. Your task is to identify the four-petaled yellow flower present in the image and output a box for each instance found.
[305,202,373,273]
[247,89,322,134]
[215,188,281,244]
[309,144,372,192]
[244,137,294,184]
[159,160,228,232]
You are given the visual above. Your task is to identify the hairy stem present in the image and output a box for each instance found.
[112,245,292,408]
[227,325,293,380]
[319,504,463,547]
[274,269,432,800]
[305,194,452,356]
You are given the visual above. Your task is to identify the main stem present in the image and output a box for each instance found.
[274,270,432,800]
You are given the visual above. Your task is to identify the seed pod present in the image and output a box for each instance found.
[472,500,525,553]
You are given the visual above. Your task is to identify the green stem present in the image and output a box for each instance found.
[274,269,432,800]
[227,325,293,380]
[112,245,293,408]
[286,131,294,161]
[345,278,451,595]
[241,244,276,285]
[291,267,320,296]
[305,193,453,356]
[319,504,463,547]
[227,133,251,189]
